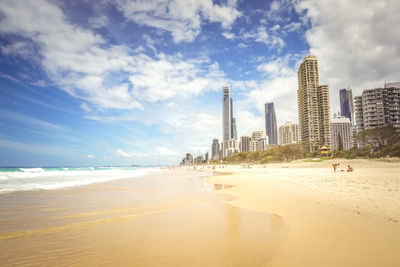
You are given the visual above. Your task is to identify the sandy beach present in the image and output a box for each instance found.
[0,159,399,266]
[0,169,286,266]
[207,158,400,266]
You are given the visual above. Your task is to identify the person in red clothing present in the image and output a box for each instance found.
[347,165,354,172]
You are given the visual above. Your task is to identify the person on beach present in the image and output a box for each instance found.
[347,165,354,172]
[332,163,339,172]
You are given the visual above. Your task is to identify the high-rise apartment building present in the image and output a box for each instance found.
[239,136,251,152]
[339,88,355,125]
[211,138,220,160]
[249,130,268,152]
[354,96,364,131]
[223,139,239,157]
[355,83,400,132]
[222,85,232,141]
[331,117,352,150]
[278,121,301,145]
[383,82,400,132]
[265,102,278,145]
[297,55,332,151]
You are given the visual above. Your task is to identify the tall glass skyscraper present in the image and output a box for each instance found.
[339,88,354,125]
[265,102,277,145]
[222,85,232,141]
[232,118,237,140]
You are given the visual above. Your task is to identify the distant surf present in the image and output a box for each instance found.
[0,167,151,193]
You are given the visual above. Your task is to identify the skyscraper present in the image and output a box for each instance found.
[232,118,237,140]
[211,138,220,160]
[222,84,232,141]
[339,88,355,125]
[239,136,251,152]
[265,102,277,145]
[297,55,332,151]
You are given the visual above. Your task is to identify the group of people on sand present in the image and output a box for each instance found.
[332,163,354,172]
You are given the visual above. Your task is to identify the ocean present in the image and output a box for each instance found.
[0,166,151,193]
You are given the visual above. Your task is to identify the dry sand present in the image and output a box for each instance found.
[206,158,400,266]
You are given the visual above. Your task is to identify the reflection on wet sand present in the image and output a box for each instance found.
[0,170,287,266]
[213,183,234,190]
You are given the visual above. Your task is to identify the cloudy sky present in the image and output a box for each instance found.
[0,0,399,166]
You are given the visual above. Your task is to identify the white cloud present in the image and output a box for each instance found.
[117,149,147,159]
[294,0,400,109]
[0,0,225,112]
[0,0,142,110]
[116,147,177,159]
[130,54,225,102]
[115,0,241,43]
[283,22,301,32]
[1,41,36,59]
[222,31,235,40]
[241,26,285,49]
[31,80,50,87]
[0,73,20,82]
[155,146,176,156]
[80,103,93,113]
[88,15,109,29]
[87,154,96,159]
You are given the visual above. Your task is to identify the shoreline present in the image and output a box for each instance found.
[206,158,400,266]
[0,169,287,266]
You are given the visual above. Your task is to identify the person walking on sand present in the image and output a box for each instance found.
[347,165,354,172]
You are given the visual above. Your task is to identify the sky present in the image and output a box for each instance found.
[0,0,399,166]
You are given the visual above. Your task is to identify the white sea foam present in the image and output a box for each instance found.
[0,167,152,193]
[19,168,45,173]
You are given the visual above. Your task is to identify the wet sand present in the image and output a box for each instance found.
[207,159,400,266]
[0,169,287,266]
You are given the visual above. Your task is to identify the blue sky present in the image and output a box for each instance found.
[0,0,399,166]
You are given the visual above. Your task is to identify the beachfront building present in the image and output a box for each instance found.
[339,88,355,125]
[222,84,232,142]
[256,137,268,151]
[249,130,268,151]
[194,155,204,165]
[354,96,364,131]
[265,102,278,145]
[331,117,352,150]
[211,138,220,160]
[278,121,301,145]
[180,153,194,165]
[297,55,332,152]
[354,82,400,132]
[223,138,239,157]
[239,136,251,152]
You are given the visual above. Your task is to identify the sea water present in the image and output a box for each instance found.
[0,167,151,193]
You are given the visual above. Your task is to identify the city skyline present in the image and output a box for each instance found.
[1,0,399,165]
